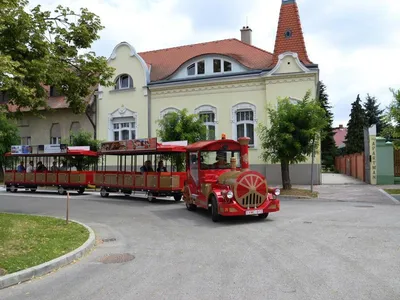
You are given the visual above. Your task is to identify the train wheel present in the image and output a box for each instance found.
[30,188,37,192]
[77,188,85,194]
[100,188,109,198]
[10,185,17,193]
[173,194,182,202]
[210,196,220,222]
[58,186,66,195]
[147,192,156,202]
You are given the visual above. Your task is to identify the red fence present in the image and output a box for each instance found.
[335,152,365,182]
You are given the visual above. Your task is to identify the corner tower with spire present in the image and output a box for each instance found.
[271,0,313,67]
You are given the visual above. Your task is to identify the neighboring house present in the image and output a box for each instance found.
[7,85,97,146]
[97,0,321,184]
[334,124,347,149]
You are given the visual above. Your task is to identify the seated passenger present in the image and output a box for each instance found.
[50,161,59,172]
[140,160,154,173]
[17,161,25,172]
[26,161,34,173]
[59,161,67,171]
[36,161,47,172]
[157,160,167,172]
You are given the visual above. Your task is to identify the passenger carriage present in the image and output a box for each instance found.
[95,138,187,202]
[4,144,98,194]
[183,135,280,222]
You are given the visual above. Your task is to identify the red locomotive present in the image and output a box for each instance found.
[183,135,280,222]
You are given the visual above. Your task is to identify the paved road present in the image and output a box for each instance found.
[0,190,400,300]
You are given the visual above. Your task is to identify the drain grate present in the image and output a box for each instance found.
[102,238,116,243]
[98,253,135,264]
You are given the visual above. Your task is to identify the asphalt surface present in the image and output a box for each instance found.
[0,190,400,300]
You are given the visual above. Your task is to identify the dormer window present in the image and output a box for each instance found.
[187,61,205,76]
[213,59,232,73]
[115,74,133,90]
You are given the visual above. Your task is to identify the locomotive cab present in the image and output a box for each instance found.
[183,134,280,222]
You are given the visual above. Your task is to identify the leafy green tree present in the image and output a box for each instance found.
[344,95,365,154]
[0,0,114,116]
[317,81,337,171]
[382,88,400,148]
[0,112,20,181]
[257,91,328,190]
[156,108,207,171]
[62,130,102,171]
[363,94,387,135]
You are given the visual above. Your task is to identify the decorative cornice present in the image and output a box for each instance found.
[265,75,314,85]
[109,105,138,120]
[151,81,264,96]
[267,51,311,76]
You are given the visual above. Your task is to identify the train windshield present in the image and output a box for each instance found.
[200,150,241,170]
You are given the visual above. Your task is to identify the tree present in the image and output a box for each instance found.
[382,88,400,148]
[363,94,387,135]
[62,130,102,171]
[317,81,337,171]
[0,0,114,116]
[344,95,365,154]
[0,112,20,181]
[156,109,207,171]
[257,91,328,190]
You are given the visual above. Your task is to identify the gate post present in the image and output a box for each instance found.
[364,127,370,183]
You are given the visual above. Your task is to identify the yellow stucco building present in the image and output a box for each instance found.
[97,0,321,184]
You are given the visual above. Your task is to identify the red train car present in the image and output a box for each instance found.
[95,138,187,202]
[183,135,280,222]
[4,144,98,194]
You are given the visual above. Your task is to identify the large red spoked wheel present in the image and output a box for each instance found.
[234,171,267,207]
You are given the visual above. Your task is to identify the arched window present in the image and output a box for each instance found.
[50,123,61,144]
[70,122,81,133]
[187,60,205,76]
[232,103,256,147]
[195,105,217,140]
[114,74,134,90]
[160,107,180,119]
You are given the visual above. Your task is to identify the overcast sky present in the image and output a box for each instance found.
[29,0,400,127]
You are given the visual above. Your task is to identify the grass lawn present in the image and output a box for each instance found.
[0,213,89,275]
[280,188,318,198]
[383,189,400,195]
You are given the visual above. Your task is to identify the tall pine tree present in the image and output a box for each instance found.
[363,94,387,135]
[317,81,337,170]
[345,94,365,154]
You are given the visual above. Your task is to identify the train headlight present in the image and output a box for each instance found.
[226,191,234,199]
[274,188,280,196]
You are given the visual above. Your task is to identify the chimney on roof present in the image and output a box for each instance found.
[338,124,343,129]
[240,26,252,45]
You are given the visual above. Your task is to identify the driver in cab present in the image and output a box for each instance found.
[213,152,228,169]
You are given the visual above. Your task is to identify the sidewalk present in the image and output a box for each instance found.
[291,173,398,205]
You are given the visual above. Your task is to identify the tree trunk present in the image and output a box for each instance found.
[0,164,4,183]
[280,161,292,190]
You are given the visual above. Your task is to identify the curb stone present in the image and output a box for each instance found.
[0,218,95,290]
[378,189,400,205]
[280,195,318,199]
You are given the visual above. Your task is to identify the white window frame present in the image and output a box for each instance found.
[115,74,134,90]
[160,107,180,119]
[21,137,31,145]
[51,137,61,144]
[213,59,233,73]
[195,105,218,140]
[108,106,138,141]
[231,103,257,148]
[187,60,206,76]
[112,120,137,141]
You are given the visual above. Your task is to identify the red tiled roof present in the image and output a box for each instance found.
[271,1,313,66]
[138,38,274,82]
[7,85,96,113]
[333,127,347,148]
